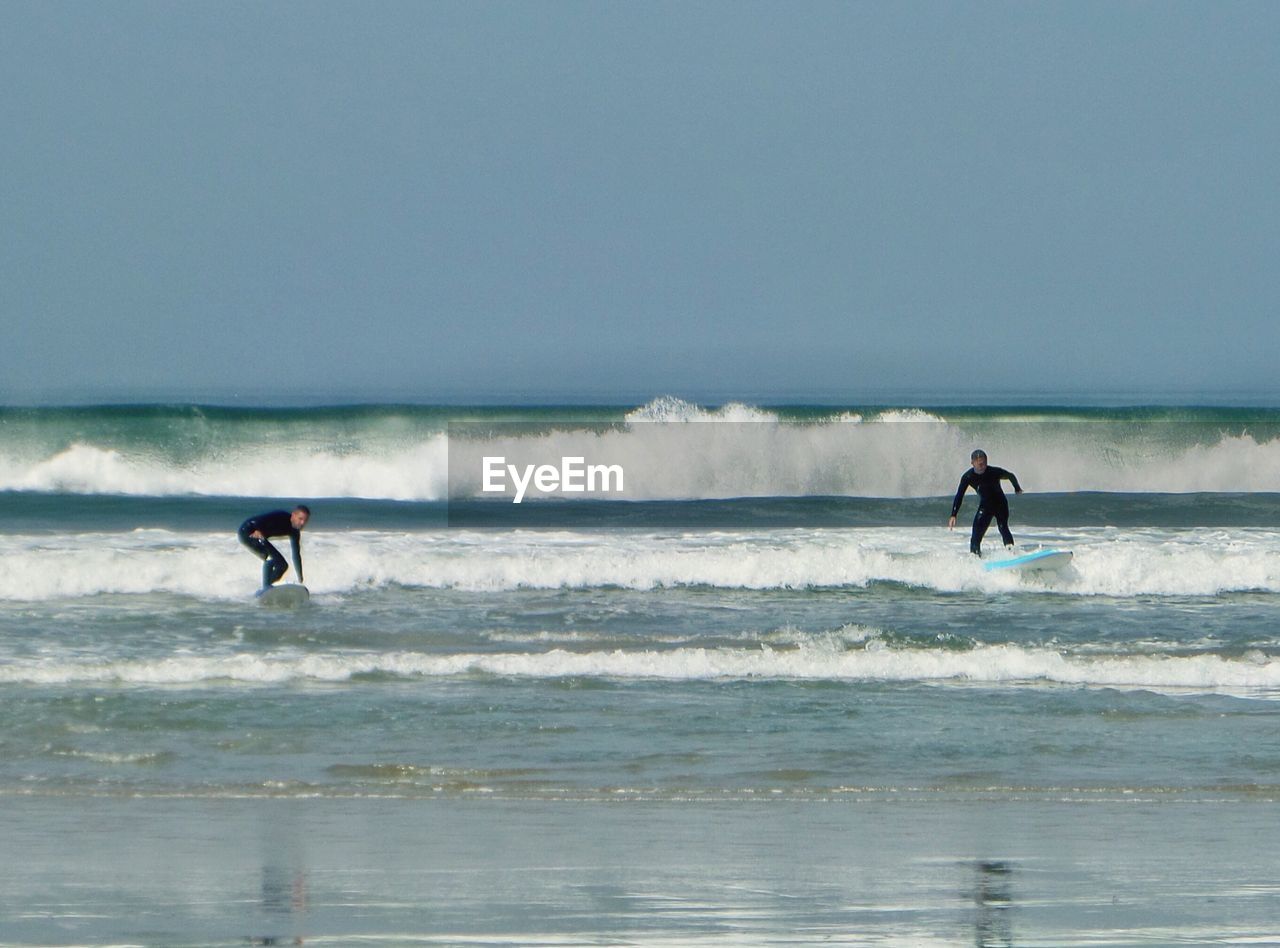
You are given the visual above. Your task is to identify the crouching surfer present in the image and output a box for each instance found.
[239,505,309,589]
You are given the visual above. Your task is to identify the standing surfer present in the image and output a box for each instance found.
[948,451,1022,556]
[239,506,309,589]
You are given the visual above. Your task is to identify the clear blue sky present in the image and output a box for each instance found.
[3,1,1277,403]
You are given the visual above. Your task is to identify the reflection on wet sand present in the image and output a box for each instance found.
[251,814,308,946]
[973,860,1014,948]
[251,861,306,945]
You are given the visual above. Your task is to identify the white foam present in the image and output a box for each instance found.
[623,396,780,423]
[0,438,450,500]
[7,637,1280,697]
[1,527,1279,601]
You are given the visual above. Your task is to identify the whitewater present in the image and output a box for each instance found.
[4,398,1280,498]
[1,526,1279,600]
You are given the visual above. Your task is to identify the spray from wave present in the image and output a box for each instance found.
[2,397,1279,499]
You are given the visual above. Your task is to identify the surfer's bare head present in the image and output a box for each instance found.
[970,450,988,472]
[291,505,311,530]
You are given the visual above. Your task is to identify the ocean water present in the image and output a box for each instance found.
[3,398,1280,945]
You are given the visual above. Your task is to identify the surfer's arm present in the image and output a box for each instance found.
[949,474,970,518]
[998,468,1024,494]
[290,533,303,583]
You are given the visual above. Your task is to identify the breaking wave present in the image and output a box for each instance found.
[7,636,1280,698]
[2,398,1279,499]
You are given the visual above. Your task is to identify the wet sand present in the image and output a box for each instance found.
[4,795,1279,946]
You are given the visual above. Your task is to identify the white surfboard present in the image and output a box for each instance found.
[982,549,1073,574]
[256,584,311,607]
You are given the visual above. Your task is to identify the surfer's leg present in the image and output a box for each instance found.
[240,529,287,588]
[971,509,993,555]
[261,542,289,586]
[995,511,1014,547]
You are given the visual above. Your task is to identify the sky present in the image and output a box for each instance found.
[2,1,1278,404]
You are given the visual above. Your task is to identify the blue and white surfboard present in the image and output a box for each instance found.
[982,549,1073,573]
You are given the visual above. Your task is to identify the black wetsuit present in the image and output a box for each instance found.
[238,510,303,589]
[951,466,1022,555]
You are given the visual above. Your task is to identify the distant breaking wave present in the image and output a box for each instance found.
[1,397,1279,499]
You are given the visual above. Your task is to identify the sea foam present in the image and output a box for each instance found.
[5,638,1280,697]
[1,527,1278,600]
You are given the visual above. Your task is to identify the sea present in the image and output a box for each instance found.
[3,397,1280,946]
